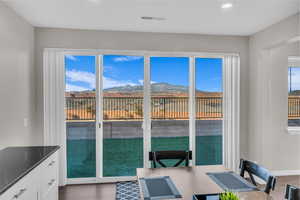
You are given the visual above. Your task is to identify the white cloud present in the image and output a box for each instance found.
[113,56,143,62]
[66,69,96,89]
[138,80,144,85]
[138,79,156,85]
[66,69,140,90]
[65,55,78,61]
[66,84,89,92]
[103,77,137,89]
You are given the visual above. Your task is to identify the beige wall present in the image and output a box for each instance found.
[34,28,250,158]
[249,13,300,171]
[0,2,37,149]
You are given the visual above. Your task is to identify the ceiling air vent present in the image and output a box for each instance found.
[141,16,165,21]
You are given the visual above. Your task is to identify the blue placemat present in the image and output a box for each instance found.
[139,176,182,200]
[207,171,258,192]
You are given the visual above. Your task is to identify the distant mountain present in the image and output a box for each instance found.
[151,83,188,93]
[104,83,188,94]
[103,84,143,93]
[66,83,222,97]
[104,83,221,96]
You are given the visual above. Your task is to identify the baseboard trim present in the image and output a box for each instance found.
[271,170,300,177]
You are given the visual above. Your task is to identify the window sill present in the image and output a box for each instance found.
[287,127,300,135]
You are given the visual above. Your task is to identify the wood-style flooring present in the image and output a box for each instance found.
[59,176,300,200]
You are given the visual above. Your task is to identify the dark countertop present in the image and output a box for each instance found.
[0,146,60,195]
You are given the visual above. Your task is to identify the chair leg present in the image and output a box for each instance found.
[248,172,257,186]
[153,153,157,168]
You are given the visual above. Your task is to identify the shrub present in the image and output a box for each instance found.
[219,192,239,200]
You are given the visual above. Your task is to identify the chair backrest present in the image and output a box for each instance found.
[239,159,276,194]
[149,151,192,168]
[285,184,300,200]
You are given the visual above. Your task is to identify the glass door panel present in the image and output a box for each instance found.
[288,67,300,127]
[150,57,189,167]
[195,58,223,165]
[65,55,96,178]
[102,55,144,177]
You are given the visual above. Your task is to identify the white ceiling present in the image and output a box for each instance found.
[3,0,300,36]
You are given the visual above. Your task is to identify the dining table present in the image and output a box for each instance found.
[136,165,272,200]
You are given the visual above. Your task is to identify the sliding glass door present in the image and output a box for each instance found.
[102,55,144,177]
[195,58,223,165]
[65,55,96,178]
[150,57,190,166]
[64,52,230,182]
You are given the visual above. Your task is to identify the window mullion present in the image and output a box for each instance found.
[189,56,196,165]
[96,55,103,178]
[144,56,151,168]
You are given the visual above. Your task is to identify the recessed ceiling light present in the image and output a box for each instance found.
[141,16,166,21]
[221,2,233,9]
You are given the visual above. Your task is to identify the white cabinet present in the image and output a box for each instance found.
[0,172,38,200]
[40,152,59,200]
[0,151,59,200]
[42,182,58,200]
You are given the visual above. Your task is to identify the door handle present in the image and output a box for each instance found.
[141,122,153,130]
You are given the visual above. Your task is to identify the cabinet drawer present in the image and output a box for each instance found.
[0,149,59,200]
[40,152,59,197]
[42,182,58,200]
[41,175,58,199]
[42,151,58,174]
[0,170,38,200]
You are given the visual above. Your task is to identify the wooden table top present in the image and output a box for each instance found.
[137,165,272,200]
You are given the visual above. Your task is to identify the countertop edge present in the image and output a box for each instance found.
[0,146,60,195]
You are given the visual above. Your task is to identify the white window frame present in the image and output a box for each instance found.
[43,48,240,185]
[288,56,300,135]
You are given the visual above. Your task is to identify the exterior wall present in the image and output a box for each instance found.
[249,13,300,171]
[34,28,250,158]
[66,120,222,139]
[0,2,36,149]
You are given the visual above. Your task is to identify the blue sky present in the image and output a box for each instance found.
[288,67,300,92]
[65,55,223,92]
[196,58,223,92]
[150,57,189,87]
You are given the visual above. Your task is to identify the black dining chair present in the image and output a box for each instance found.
[239,159,276,194]
[149,150,192,168]
[285,184,300,200]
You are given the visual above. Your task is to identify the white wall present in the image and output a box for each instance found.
[34,28,250,158]
[249,13,300,172]
[0,2,37,149]
[2,0,300,174]
[3,1,299,173]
